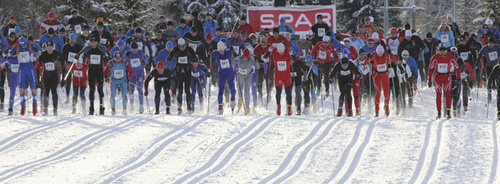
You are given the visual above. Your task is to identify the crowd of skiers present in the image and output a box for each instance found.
[2,8,500,120]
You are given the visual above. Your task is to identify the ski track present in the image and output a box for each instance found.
[0,116,144,182]
[421,119,445,184]
[489,121,498,184]
[323,119,369,183]
[257,117,333,184]
[173,116,276,184]
[96,116,208,184]
[408,120,433,184]
[0,117,78,154]
[272,119,341,184]
[334,118,380,184]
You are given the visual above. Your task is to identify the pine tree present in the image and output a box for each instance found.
[475,0,500,26]
[338,0,383,33]
[456,0,479,33]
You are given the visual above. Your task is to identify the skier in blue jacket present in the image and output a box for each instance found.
[110,40,131,58]
[103,51,134,115]
[213,41,236,114]
[127,42,148,114]
[39,28,64,52]
[190,59,208,112]
[276,17,295,35]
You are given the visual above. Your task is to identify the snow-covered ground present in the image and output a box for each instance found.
[0,83,498,183]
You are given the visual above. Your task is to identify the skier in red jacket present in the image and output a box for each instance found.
[364,45,391,117]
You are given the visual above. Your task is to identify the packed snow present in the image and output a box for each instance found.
[0,83,498,183]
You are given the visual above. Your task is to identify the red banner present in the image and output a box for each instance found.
[247,5,336,35]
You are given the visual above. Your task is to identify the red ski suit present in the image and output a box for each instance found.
[428,53,461,112]
[71,64,88,87]
[269,48,292,88]
[365,51,391,113]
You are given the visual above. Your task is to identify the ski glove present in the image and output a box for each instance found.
[144,89,149,97]
[428,80,432,88]
[488,89,492,103]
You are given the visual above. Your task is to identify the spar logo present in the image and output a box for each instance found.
[247,6,336,33]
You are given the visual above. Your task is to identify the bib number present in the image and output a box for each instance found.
[10,64,19,73]
[340,70,351,76]
[68,52,77,62]
[220,59,230,69]
[45,62,55,71]
[131,58,141,68]
[191,72,200,77]
[74,25,82,33]
[441,35,449,43]
[377,64,387,72]
[18,52,30,63]
[489,52,498,61]
[390,46,398,55]
[137,42,143,49]
[290,72,297,77]
[277,61,287,71]
[178,56,188,64]
[90,54,101,65]
[437,63,448,73]
[238,69,248,75]
[114,70,124,79]
[318,51,327,59]
[74,70,83,77]
[460,52,469,61]
[318,28,325,37]
[189,43,197,51]
[100,38,107,45]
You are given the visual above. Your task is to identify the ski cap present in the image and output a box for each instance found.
[45,40,54,47]
[15,26,21,34]
[486,19,493,25]
[402,50,409,57]
[372,33,379,39]
[117,40,125,47]
[166,41,174,48]
[322,36,330,42]
[307,30,314,36]
[405,30,412,37]
[305,55,314,62]
[70,33,77,40]
[177,38,186,46]
[390,28,397,34]
[300,33,306,40]
[242,49,250,58]
[376,45,384,54]
[131,42,139,49]
[280,17,286,23]
[114,51,122,58]
[277,43,285,53]
[157,60,165,69]
[18,37,27,46]
[217,41,226,51]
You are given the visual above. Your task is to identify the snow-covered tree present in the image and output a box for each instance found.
[338,0,384,33]
[456,0,480,33]
[475,0,500,26]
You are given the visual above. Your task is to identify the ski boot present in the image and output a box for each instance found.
[43,107,49,116]
[187,106,194,115]
[436,111,441,119]
[464,106,468,112]
[287,105,292,116]
[374,110,379,118]
[177,107,183,115]
[139,104,144,114]
[408,98,413,108]
[277,104,281,115]
[384,104,390,117]
[0,103,4,112]
[122,108,127,115]
[112,108,116,115]
[82,100,87,115]
[20,105,26,116]
[89,105,94,115]
[245,107,250,115]
[166,107,171,115]
[155,109,160,115]
[53,108,58,116]
[347,108,353,117]
[218,107,224,115]
[230,99,236,113]
[99,106,105,115]
[33,103,37,116]
[355,108,361,116]
[337,107,343,117]
[296,108,301,116]
[238,98,243,110]
[446,109,452,119]
[72,105,77,114]
[8,108,13,116]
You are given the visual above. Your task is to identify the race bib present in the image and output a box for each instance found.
[318,51,327,59]
[178,56,188,64]
[191,72,200,77]
[361,65,370,75]
[90,54,101,65]
[377,64,387,72]
[74,70,83,77]
[158,77,168,81]
[44,62,55,71]
[68,52,77,62]
[390,46,398,55]
[114,70,124,79]
[388,68,395,78]
[10,64,19,73]
[137,42,143,49]
[460,72,468,79]
[8,28,15,35]
[441,34,449,43]
[232,46,240,55]
[290,72,297,77]
[437,63,448,73]
[277,61,287,71]
[220,59,230,69]
[100,38,107,45]
[340,70,351,76]
[238,69,248,75]
[131,58,141,68]
[489,51,498,61]
[18,52,30,63]
[460,52,469,61]
[189,43,197,51]
[74,25,82,34]
[261,55,269,63]
[318,28,325,37]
